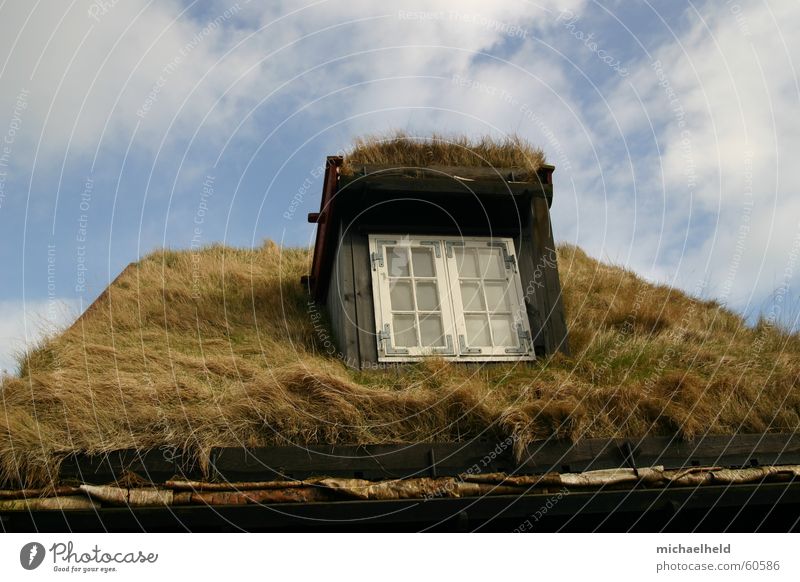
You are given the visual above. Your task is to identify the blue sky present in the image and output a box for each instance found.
[0,0,798,372]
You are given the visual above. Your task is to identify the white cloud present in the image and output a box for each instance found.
[0,0,271,163]
[0,0,589,164]
[597,2,800,312]
[0,299,79,374]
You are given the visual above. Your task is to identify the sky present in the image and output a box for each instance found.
[0,0,798,373]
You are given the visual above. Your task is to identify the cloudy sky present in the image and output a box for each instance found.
[0,0,798,373]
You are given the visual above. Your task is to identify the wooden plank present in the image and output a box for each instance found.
[339,174,549,199]
[521,433,800,473]
[204,434,800,481]
[357,224,523,237]
[208,441,517,482]
[308,156,343,302]
[58,449,201,485]
[531,197,569,355]
[516,218,548,355]
[529,197,556,354]
[523,199,556,354]
[324,223,359,367]
[349,164,544,183]
[323,222,342,360]
[339,227,360,366]
[629,433,800,468]
[57,434,800,485]
[520,437,623,473]
[350,232,378,367]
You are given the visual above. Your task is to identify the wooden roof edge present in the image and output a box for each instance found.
[342,163,555,184]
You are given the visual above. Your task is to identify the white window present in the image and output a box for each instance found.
[369,235,534,362]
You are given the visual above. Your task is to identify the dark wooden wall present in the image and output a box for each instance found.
[326,225,379,368]
[518,197,569,356]
[324,177,569,368]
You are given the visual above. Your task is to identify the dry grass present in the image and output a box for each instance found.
[2,242,799,486]
[341,131,546,175]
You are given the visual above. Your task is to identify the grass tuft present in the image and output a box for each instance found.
[341,131,546,175]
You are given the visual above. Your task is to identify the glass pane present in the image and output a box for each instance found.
[454,247,479,277]
[419,314,445,347]
[411,248,435,277]
[386,246,409,277]
[392,314,418,347]
[465,314,491,346]
[485,282,512,312]
[416,281,440,311]
[389,280,414,311]
[478,247,505,278]
[460,281,485,311]
[490,315,516,347]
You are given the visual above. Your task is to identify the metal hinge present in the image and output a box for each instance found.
[420,240,441,258]
[505,323,532,354]
[371,251,383,270]
[488,242,516,272]
[445,240,464,258]
[371,239,397,271]
[379,323,409,355]
[458,334,482,355]
[431,334,454,356]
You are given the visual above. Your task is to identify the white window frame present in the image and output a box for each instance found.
[369,234,535,362]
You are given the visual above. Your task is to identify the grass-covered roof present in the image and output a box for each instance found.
[2,241,799,486]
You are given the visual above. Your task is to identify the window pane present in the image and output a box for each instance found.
[416,281,440,311]
[454,247,479,277]
[478,248,504,278]
[386,246,409,277]
[465,314,491,346]
[411,248,435,277]
[389,280,414,311]
[419,314,445,347]
[392,314,418,347]
[460,281,485,311]
[485,282,512,312]
[490,315,516,347]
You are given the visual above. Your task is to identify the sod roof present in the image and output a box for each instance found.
[2,240,799,487]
